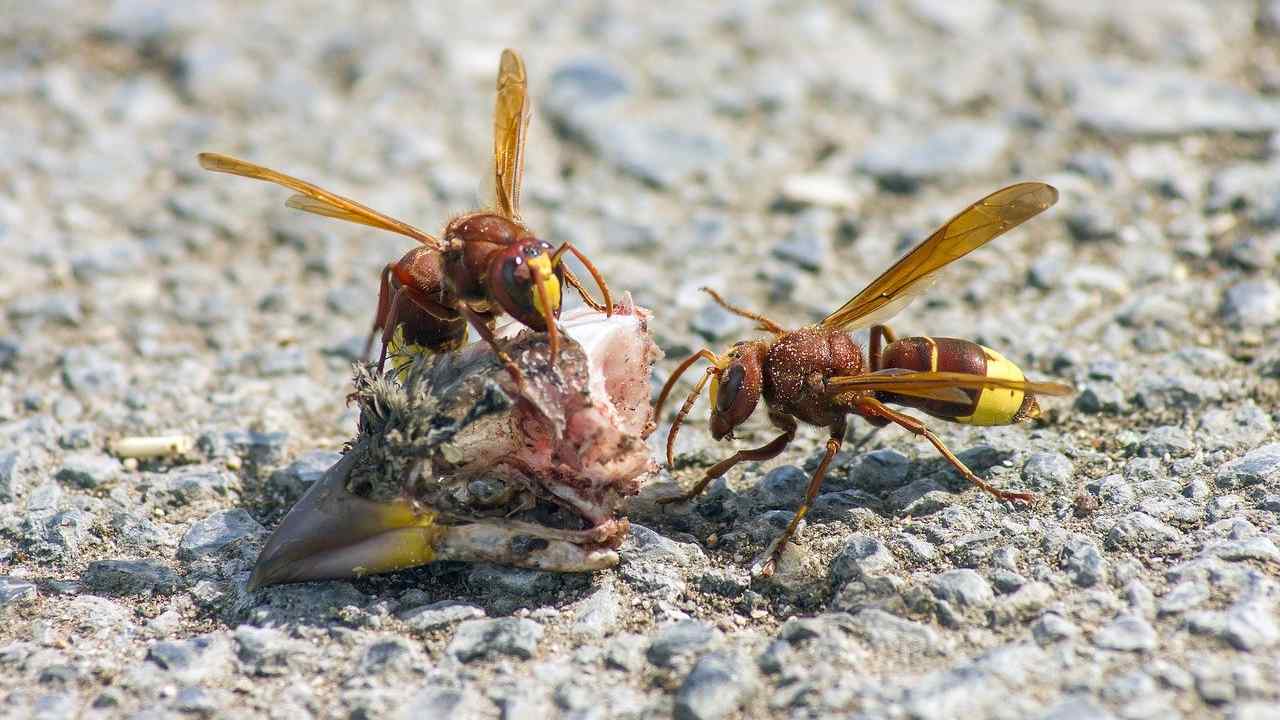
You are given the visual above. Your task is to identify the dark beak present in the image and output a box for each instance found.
[249,451,443,590]
[249,449,620,590]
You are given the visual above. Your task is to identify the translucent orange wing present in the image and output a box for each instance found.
[197,152,440,249]
[821,183,1058,330]
[827,369,1073,401]
[492,49,530,220]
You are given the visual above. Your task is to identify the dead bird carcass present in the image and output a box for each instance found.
[250,304,660,589]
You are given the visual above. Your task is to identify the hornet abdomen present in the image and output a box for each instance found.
[879,336,1039,426]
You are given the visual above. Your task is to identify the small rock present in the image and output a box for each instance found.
[1068,63,1280,136]
[1032,614,1081,644]
[1065,205,1118,241]
[1187,600,1280,651]
[448,618,543,662]
[928,569,994,608]
[177,509,265,561]
[771,209,830,273]
[1134,426,1195,458]
[568,582,621,638]
[1158,580,1209,616]
[830,534,897,584]
[674,652,756,720]
[847,608,940,654]
[690,300,747,342]
[858,122,1010,191]
[234,625,296,676]
[358,638,414,675]
[397,601,485,631]
[0,576,37,607]
[83,559,179,595]
[1216,443,1280,488]
[1061,536,1108,587]
[1021,452,1073,490]
[61,347,126,396]
[756,465,807,508]
[1093,614,1157,652]
[1220,279,1280,328]
[777,173,862,210]
[1106,512,1182,553]
[647,620,718,668]
[55,452,123,488]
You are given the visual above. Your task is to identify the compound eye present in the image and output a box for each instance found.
[496,254,534,312]
[715,363,745,414]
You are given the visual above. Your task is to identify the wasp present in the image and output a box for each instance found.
[655,183,1071,574]
[198,50,612,379]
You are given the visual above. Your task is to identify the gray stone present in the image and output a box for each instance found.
[674,651,756,720]
[690,300,747,342]
[397,601,485,631]
[1064,205,1118,242]
[1158,580,1209,616]
[1067,63,1280,136]
[1220,279,1280,328]
[177,509,265,561]
[60,347,126,395]
[928,569,993,608]
[83,559,179,595]
[1187,600,1280,651]
[7,293,82,326]
[1134,426,1196,458]
[568,582,621,638]
[1061,536,1108,587]
[1216,443,1280,488]
[55,452,123,488]
[858,122,1010,191]
[219,430,289,470]
[358,638,414,675]
[1106,512,1182,553]
[756,464,807,508]
[1032,614,1081,644]
[1021,452,1074,490]
[162,465,239,505]
[647,620,717,668]
[448,618,543,662]
[1093,614,1157,652]
[0,448,28,501]
[831,533,897,584]
[233,625,297,676]
[772,209,830,273]
[847,609,941,654]
[0,576,37,607]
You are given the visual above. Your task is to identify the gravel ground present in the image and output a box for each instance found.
[3,2,1280,718]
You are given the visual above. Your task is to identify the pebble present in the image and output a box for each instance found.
[830,534,898,584]
[448,618,543,663]
[0,576,37,607]
[673,652,756,720]
[927,569,994,608]
[1068,63,1280,136]
[60,348,127,396]
[177,509,265,562]
[1219,279,1280,328]
[1021,452,1074,491]
[1106,512,1183,553]
[1032,614,1081,645]
[83,560,179,596]
[771,209,831,272]
[647,621,718,668]
[1134,426,1196,458]
[1062,536,1108,588]
[1215,443,1280,488]
[397,601,485,632]
[1187,600,1280,651]
[690,301,748,342]
[55,452,123,489]
[857,122,1011,191]
[1093,614,1158,652]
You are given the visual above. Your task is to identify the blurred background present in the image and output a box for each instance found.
[2,2,1279,718]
